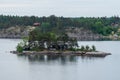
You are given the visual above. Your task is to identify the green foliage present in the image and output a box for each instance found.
[29,28,57,42]
[16,43,23,52]
[41,22,51,33]
[85,45,90,51]
[16,37,29,52]
[22,37,29,45]
[92,45,96,51]
[80,45,85,51]
[0,15,120,37]
[79,45,96,52]
[69,47,76,51]
[28,27,79,51]
[57,33,69,42]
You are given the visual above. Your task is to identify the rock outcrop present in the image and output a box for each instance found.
[66,28,103,41]
[0,26,31,38]
[0,26,104,40]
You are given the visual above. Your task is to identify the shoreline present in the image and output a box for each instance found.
[11,51,111,57]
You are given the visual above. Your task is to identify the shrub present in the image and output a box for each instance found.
[85,45,90,51]
[92,45,96,51]
[16,43,23,52]
[80,45,85,51]
[69,47,76,51]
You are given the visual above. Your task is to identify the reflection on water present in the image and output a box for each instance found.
[17,54,105,65]
[17,54,78,64]
[1,39,120,80]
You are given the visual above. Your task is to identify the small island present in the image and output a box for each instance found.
[12,25,111,57]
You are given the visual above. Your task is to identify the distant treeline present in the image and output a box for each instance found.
[0,15,120,36]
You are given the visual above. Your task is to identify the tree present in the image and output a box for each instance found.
[81,45,85,51]
[86,45,90,51]
[92,45,96,51]
[41,22,51,33]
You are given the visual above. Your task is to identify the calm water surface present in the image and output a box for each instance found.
[0,39,120,80]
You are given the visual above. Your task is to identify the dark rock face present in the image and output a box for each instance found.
[0,26,29,38]
[0,27,103,40]
[66,28,103,41]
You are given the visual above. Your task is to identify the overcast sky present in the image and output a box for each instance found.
[0,0,120,17]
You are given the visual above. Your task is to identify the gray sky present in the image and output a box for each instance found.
[0,0,120,17]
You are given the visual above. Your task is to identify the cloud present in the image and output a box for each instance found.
[0,3,30,8]
[0,0,120,17]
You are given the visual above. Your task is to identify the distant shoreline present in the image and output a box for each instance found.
[0,37,21,39]
[0,37,119,41]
